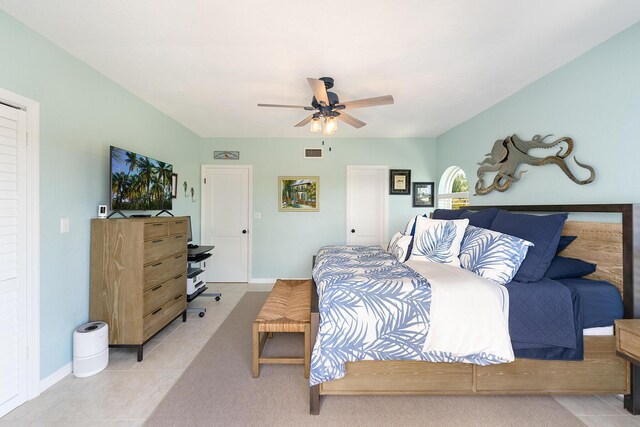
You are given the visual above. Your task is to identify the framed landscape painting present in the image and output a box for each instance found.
[279,176,319,212]
[412,182,434,207]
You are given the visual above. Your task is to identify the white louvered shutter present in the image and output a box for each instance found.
[0,103,28,417]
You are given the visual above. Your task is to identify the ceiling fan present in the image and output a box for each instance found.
[257,77,394,135]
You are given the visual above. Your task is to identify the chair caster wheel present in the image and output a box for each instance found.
[215,296,221,301]
[199,312,205,318]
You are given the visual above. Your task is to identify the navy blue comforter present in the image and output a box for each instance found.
[505,278,583,360]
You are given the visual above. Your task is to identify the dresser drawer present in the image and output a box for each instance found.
[169,219,188,236]
[144,253,186,290]
[143,273,186,315]
[144,235,187,263]
[143,292,186,340]
[144,222,168,239]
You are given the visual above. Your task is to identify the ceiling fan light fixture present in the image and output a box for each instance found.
[310,117,322,132]
[324,116,337,134]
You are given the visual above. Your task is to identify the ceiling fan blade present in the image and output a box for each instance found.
[294,115,314,127]
[257,103,309,109]
[307,78,330,106]
[338,95,394,110]
[337,112,366,128]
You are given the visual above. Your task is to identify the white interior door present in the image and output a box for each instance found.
[0,103,28,417]
[202,166,250,282]
[346,165,388,246]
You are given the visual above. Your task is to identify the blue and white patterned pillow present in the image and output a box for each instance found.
[409,217,469,266]
[459,225,534,285]
[387,232,412,262]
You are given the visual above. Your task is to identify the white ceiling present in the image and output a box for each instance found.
[2,1,640,138]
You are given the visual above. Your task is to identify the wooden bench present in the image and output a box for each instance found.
[252,279,311,378]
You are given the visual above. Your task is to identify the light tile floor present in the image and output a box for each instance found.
[1,282,639,426]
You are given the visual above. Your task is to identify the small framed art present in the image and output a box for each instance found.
[389,169,411,195]
[171,173,178,198]
[279,176,319,212]
[412,182,434,207]
[214,151,240,160]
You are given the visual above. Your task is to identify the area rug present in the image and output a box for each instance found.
[145,292,585,426]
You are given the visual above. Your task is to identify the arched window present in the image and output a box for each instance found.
[437,166,469,210]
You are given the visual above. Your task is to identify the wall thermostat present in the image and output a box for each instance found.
[98,205,108,218]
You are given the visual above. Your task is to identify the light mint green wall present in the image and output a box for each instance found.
[437,22,640,206]
[0,11,201,379]
[200,138,437,278]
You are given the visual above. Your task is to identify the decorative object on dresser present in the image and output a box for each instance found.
[475,134,595,195]
[89,216,189,361]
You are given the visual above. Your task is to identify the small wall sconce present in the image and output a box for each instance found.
[183,181,196,203]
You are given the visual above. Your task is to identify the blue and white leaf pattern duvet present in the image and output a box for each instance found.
[310,245,509,386]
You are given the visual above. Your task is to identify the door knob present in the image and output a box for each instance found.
[351,229,356,233]
[242,230,247,234]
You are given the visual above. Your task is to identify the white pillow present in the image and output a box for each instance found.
[403,214,428,236]
[409,217,469,266]
[459,225,533,285]
[388,232,412,262]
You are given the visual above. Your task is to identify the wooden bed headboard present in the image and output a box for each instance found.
[467,204,640,319]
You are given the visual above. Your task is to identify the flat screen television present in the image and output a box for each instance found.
[110,146,173,211]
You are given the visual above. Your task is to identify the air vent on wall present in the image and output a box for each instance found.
[305,148,323,158]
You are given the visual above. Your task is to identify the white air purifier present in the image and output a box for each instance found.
[73,321,109,378]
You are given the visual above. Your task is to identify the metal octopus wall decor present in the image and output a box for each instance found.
[475,134,595,195]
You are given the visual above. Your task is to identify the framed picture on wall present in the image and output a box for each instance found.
[389,169,411,195]
[278,176,319,212]
[412,182,434,207]
[171,173,178,199]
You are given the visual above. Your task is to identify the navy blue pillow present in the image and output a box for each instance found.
[544,256,596,279]
[556,235,577,254]
[459,208,501,229]
[490,210,568,282]
[432,209,467,220]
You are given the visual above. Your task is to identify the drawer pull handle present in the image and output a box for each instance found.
[174,274,183,279]
[175,255,182,259]
[151,307,162,315]
[151,285,162,291]
[175,235,183,239]
[174,294,183,300]
[152,223,163,227]
[152,239,162,243]
[152,262,162,267]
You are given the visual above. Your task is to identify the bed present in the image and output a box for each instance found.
[309,204,640,415]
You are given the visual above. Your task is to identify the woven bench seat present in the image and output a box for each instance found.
[252,279,311,378]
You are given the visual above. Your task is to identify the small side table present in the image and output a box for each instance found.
[615,320,640,415]
[616,320,640,365]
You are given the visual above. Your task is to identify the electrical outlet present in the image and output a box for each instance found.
[60,218,69,233]
[254,212,261,220]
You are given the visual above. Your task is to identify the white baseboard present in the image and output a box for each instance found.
[249,277,312,284]
[249,278,277,284]
[39,362,72,394]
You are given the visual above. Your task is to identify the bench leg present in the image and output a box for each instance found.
[252,322,260,378]
[304,324,310,378]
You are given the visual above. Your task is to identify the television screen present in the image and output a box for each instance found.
[110,146,173,211]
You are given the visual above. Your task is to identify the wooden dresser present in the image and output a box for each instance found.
[89,216,188,361]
